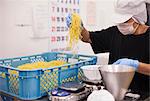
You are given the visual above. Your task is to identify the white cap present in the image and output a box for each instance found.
[113,0,149,24]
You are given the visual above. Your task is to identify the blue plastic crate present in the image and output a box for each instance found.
[0,52,97,100]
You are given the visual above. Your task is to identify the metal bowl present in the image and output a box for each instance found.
[99,65,135,101]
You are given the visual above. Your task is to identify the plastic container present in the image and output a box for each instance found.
[80,65,101,81]
[0,52,96,100]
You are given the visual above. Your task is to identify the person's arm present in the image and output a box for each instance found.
[80,27,92,43]
[66,13,91,43]
[113,58,150,76]
[137,62,150,75]
[81,26,115,54]
[66,13,114,54]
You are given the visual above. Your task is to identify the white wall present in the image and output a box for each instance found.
[0,0,49,58]
[80,0,117,31]
[0,0,117,58]
[78,0,117,55]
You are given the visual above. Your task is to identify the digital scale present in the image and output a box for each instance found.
[49,80,104,101]
[0,81,142,101]
[49,80,141,101]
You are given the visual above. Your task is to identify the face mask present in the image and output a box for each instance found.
[117,21,139,35]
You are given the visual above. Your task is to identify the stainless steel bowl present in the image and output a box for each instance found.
[99,65,135,101]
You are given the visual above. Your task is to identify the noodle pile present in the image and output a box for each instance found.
[17,60,66,70]
[9,60,67,75]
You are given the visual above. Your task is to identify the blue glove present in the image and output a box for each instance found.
[113,58,139,70]
[66,13,72,28]
[66,13,84,28]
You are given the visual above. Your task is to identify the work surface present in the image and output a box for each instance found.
[0,92,49,101]
[0,92,150,101]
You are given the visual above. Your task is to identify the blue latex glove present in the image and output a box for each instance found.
[66,13,72,28]
[113,58,139,70]
[66,13,83,28]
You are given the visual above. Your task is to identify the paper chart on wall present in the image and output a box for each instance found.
[32,2,50,38]
[86,1,96,26]
[49,0,80,52]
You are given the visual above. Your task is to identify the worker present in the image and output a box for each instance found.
[66,0,149,100]
[113,58,150,76]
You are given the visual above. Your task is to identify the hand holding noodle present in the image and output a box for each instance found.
[66,13,83,49]
[66,13,92,45]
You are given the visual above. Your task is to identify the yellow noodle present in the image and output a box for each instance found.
[69,13,82,50]
[17,60,67,70]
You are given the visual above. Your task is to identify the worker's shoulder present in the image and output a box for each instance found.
[89,26,119,37]
[105,26,118,31]
[99,26,118,34]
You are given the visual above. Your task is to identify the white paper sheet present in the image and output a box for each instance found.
[32,2,49,38]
